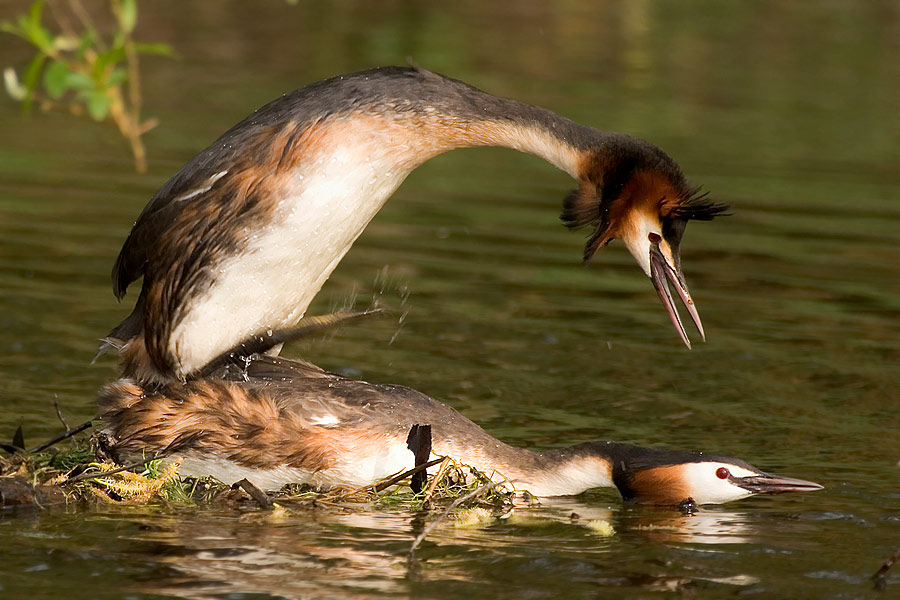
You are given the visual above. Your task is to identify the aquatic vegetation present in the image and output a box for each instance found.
[89,458,183,503]
[0,422,522,519]
[585,519,616,537]
[454,507,494,529]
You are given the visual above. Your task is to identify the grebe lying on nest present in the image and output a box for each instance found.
[97,348,821,505]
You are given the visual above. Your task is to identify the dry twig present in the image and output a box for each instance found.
[874,546,900,590]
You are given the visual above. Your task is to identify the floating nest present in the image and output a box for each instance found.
[0,422,522,515]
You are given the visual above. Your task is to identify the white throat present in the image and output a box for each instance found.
[522,455,614,497]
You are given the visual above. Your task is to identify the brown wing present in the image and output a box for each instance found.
[106,117,308,380]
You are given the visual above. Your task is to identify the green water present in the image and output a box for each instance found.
[1,1,898,598]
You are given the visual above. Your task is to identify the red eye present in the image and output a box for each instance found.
[648,232,662,243]
[716,467,730,480]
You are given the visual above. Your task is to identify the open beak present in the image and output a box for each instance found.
[735,473,824,495]
[648,236,704,348]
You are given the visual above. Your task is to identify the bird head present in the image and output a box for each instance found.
[595,442,823,506]
[562,137,729,347]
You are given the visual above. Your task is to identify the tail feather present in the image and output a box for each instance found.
[100,293,183,385]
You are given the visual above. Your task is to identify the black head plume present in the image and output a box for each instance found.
[668,187,730,221]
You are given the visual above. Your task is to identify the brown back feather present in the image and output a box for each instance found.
[98,378,339,471]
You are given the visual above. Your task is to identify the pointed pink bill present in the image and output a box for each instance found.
[648,233,705,348]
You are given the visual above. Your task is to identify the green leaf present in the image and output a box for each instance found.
[94,46,126,80]
[30,26,53,54]
[133,41,175,57]
[77,28,97,58]
[107,67,128,86]
[43,59,69,99]
[98,46,126,67]
[24,1,52,53]
[21,52,46,114]
[28,0,44,28]
[118,0,137,34]
[64,70,94,92]
[0,19,26,38]
[87,90,111,120]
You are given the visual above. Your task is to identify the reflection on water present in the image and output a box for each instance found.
[1,494,875,598]
[1,0,899,598]
[136,512,411,598]
[54,500,820,598]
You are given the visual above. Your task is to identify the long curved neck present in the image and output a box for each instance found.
[266,84,606,300]
[389,101,593,178]
[280,85,599,186]
[272,66,605,178]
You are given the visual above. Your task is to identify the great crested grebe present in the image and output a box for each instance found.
[97,353,822,505]
[105,66,728,386]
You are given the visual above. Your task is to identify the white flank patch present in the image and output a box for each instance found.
[307,414,341,427]
[175,438,416,492]
[173,170,229,203]
[326,440,415,489]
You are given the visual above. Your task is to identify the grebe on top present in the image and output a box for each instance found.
[105,66,728,386]
[97,353,822,505]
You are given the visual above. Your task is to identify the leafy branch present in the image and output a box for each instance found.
[2,0,173,172]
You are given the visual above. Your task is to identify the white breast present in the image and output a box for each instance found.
[168,134,415,377]
[176,438,415,492]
